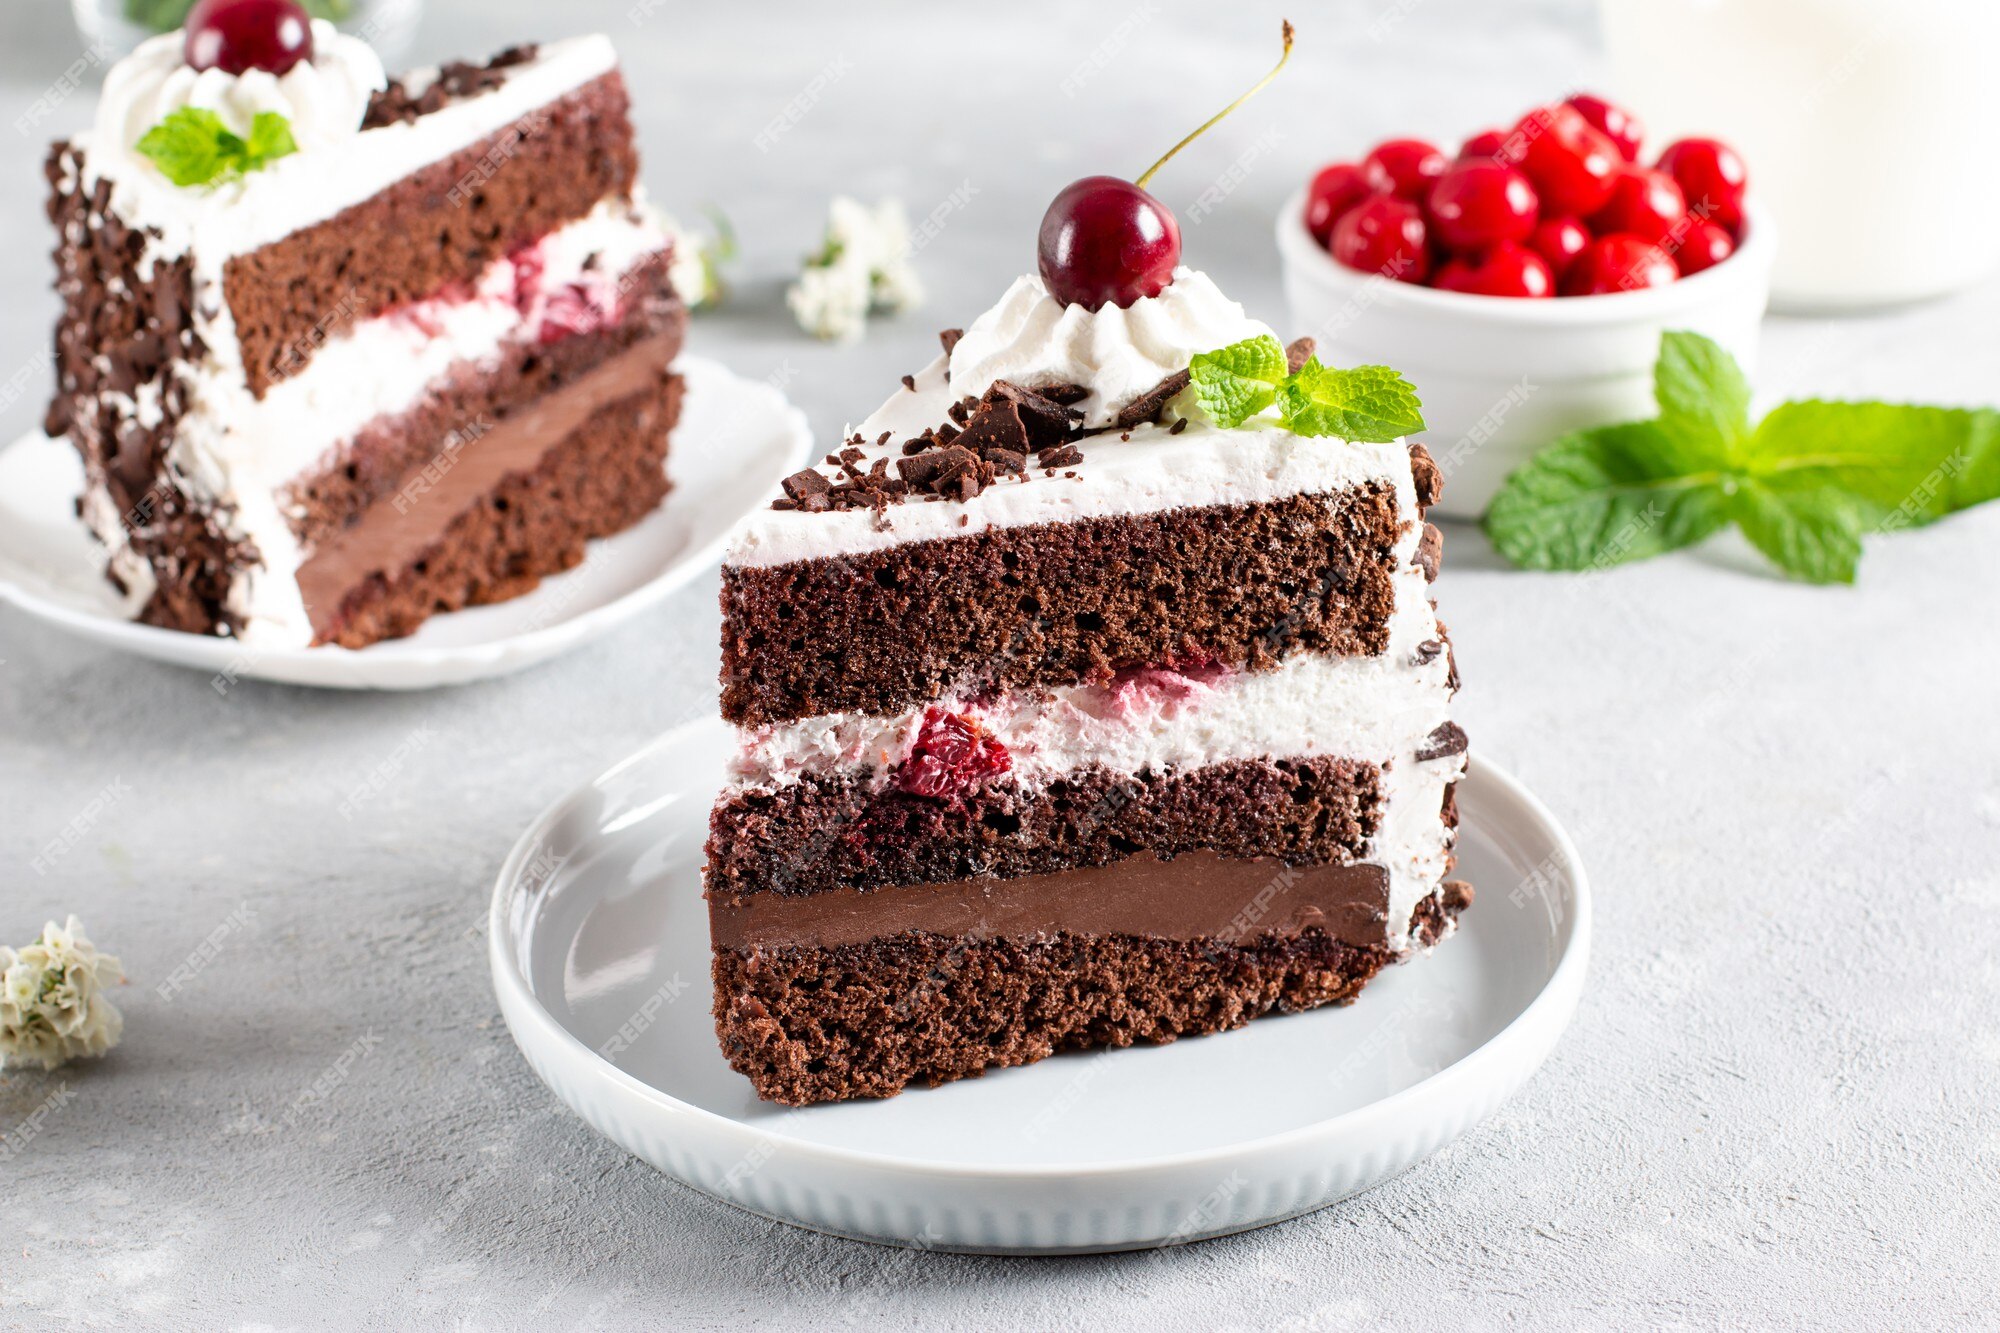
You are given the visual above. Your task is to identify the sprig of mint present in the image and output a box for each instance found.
[135,108,298,189]
[124,0,351,32]
[1189,334,1425,443]
[1484,331,2000,584]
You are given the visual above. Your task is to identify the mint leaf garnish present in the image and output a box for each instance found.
[1730,479,1863,585]
[1483,422,1731,572]
[1189,335,1287,428]
[136,108,299,189]
[1277,359,1426,443]
[1653,328,1752,466]
[1188,336,1425,442]
[1485,330,2000,582]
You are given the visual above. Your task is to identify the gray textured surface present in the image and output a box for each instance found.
[3,1,1998,1328]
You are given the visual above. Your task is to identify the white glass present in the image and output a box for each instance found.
[1600,0,2000,311]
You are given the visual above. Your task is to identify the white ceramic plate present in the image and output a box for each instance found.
[490,717,1591,1254]
[0,357,808,690]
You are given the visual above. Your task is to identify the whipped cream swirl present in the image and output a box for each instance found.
[95,21,386,172]
[947,268,1274,427]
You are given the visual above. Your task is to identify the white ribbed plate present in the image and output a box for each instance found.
[0,357,807,690]
[490,716,1590,1253]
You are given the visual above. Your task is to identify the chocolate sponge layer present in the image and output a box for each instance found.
[720,484,1405,728]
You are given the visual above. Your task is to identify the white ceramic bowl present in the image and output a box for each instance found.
[1276,191,1774,519]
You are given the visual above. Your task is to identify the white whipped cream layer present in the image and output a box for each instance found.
[949,270,1270,428]
[95,22,385,165]
[728,505,1461,949]
[724,267,1392,570]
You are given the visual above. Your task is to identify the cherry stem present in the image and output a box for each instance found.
[1134,19,1295,190]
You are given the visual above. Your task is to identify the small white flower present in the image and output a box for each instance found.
[0,916,124,1072]
[786,261,872,344]
[788,196,925,341]
[637,202,734,312]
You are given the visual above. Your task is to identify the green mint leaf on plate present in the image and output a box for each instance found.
[1189,334,1287,428]
[136,107,299,189]
[1277,359,1426,442]
[1729,480,1863,585]
[1483,421,1731,571]
[1486,329,2000,582]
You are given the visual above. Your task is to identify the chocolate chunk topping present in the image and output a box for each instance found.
[939,327,964,357]
[1168,417,1189,435]
[1285,336,1317,374]
[1415,721,1469,763]
[955,396,1032,458]
[982,447,1027,474]
[1040,444,1083,468]
[901,374,917,391]
[986,381,1084,451]
[1415,639,1443,663]
[1112,368,1191,430]
[1417,522,1443,582]
[1038,383,1091,406]
[1407,441,1443,511]
[363,44,541,128]
[781,470,831,512]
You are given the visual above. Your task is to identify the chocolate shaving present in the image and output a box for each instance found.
[1285,336,1317,374]
[982,447,1027,474]
[1113,368,1191,430]
[1415,721,1469,763]
[939,327,964,357]
[901,374,917,391]
[1168,417,1188,435]
[985,381,1083,451]
[1417,522,1443,582]
[781,469,830,504]
[1414,639,1444,664]
[1038,383,1090,406]
[1407,441,1443,511]
[1040,444,1083,468]
[362,45,540,128]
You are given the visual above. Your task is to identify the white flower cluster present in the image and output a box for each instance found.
[1,916,124,1072]
[786,196,925,343]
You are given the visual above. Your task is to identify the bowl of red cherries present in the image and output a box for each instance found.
[1276,95,1774,518]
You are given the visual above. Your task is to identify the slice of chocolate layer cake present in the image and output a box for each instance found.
[45,9,686,647]
[704,265,1471,1106]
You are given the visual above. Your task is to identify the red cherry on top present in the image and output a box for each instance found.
[1037,175,1182,310]
[1561,234,1677,296]
[1434,242,1555,298]
[185,0,314,76]
[1458,129,1511,162]
[1527,215,1591,280]
[1304,162,1374,245]
[1425,159,1538,252]
[1330,194,1430,283]
[1655,137,1749,230]
[1566,94,1645,162]
[1674,218,1736,275]
[1590,165,1687,245]
[1512,103,1622,218]
[1361,138,1448,201]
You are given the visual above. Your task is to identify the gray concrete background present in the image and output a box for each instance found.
[2,1,1996,1328]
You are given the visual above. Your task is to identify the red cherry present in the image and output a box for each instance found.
[1672,218,1736,275]
[1589,166,1686,244]
[1330,195,1430,283]
[1458,129,1510,161]
[1511,103,1623,218]
[1561,234,1678,296]
[1433,242,1555,298]
[897,707,1012,799]
[184,0,314,76]
[1304,163,1375,246]
[1361,138,1448,201]
[1425,160,1538,252]
[1566,93,1645,162]
[1527,216,1590,280]
[1037,175,1181,310]
[1655,137,1749,230]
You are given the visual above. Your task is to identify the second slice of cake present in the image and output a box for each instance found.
[705,265,1470,1106]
